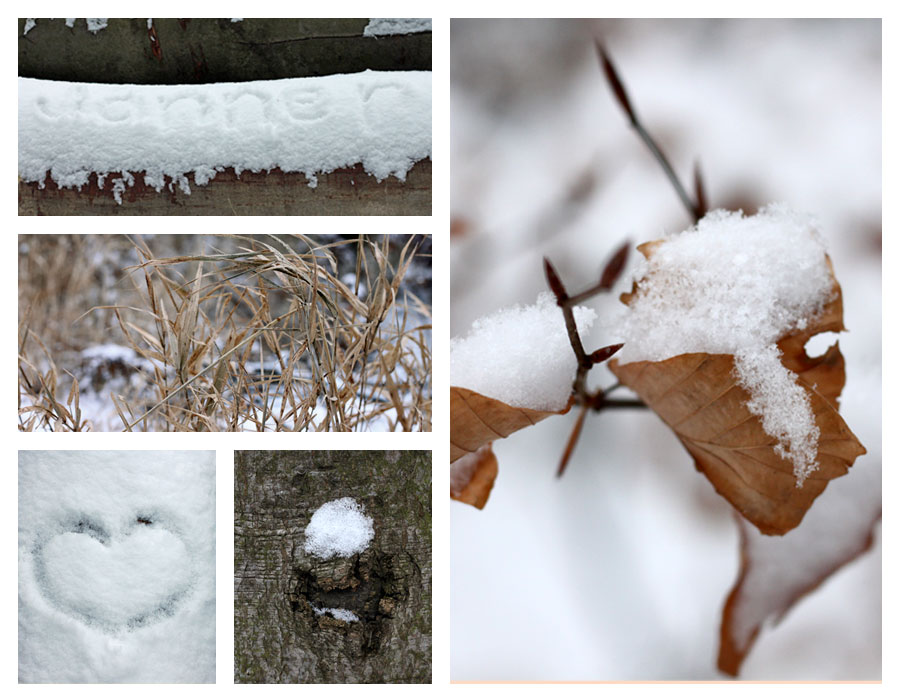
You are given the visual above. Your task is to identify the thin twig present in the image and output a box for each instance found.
[597,42,703,223]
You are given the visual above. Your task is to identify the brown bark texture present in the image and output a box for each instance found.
[234,450,432,683]
[18,161,432,216]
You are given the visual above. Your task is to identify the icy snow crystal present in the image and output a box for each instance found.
[450,292,597,411]
[613,205,835,484]
[304,498,374,559]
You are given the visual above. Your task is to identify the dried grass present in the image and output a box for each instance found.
[18,235,431,432]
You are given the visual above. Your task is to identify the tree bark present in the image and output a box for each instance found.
[18,161,431,216]
[234,450,431,683]
[18,18,431,84]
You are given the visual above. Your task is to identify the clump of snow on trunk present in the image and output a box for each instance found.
[613,205,835,485]
[304,498,374,559]
[450,292,596,411]
[312,605,359,622]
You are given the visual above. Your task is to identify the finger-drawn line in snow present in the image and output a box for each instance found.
[98,96,137,123]
[360,82,417,136]
[281,85,328,123]
[32,512,196,633]
[224,89,271,126]
[162,94,213,123]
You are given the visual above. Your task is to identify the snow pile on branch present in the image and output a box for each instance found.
[614,205,835,484]
[364,18,432,36]
[451,292,596,411]
[304,498,374,559]
[18,70,431,202]
[18,451,215,683]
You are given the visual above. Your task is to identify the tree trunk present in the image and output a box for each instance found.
[19,18,431,84]
[234,450,431,683]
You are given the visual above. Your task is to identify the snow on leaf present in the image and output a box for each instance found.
[610,245,865,535]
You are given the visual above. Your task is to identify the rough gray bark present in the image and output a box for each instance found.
[18,18,431,84]
[234,450,431,683]
[18,161,431,216]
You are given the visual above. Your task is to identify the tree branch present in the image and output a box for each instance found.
[597,43,704,223]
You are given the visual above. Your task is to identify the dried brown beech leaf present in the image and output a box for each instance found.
[718,494,881,675]
[450,444,499,509]
[610,250,865,535]
[450,387,569,508]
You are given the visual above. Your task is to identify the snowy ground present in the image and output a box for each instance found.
[450,19,881,680]
[18,451,216,683]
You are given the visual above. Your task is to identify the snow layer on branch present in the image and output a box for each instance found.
[364,18,432,36]
[614,206,834,484]
[450,292,596,411]
[18,451,216,683]
[18,71,432,201]
[304,498,374,559]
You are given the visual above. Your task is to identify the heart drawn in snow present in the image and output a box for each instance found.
[35,517,194,630]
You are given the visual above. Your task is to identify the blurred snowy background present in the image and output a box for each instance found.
[450,19,881,680]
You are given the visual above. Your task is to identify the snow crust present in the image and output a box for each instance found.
[18,70,431,201]
[19,451,216,683]
[450,292,596,411]
[304,498,374,559]
[613,206,834,484]
[364,18,432,36]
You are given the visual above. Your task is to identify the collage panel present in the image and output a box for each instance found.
[18,18,432,216]
[449,18,881,682]
[18,234,431,432]
[18,450,216,683]
[234,449,432,683]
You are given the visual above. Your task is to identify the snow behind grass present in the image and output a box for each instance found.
[450,292,596,411]
[18,451,216,683]
[304,498,374,559]
[613,206,834,484]
[18,70,431,202]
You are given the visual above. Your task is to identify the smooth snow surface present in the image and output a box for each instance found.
[304,498,374,559]
[24,18,36,34]
[18,71,431,201]
[450,292,596,411]
[19,451,216,683]
[364,18,432,36]
[613,206,834,484]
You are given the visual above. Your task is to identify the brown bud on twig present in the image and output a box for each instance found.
[694,161,708,220]
[597,42,637,125]
[589,343,624,365]
[543,257,569,304]
[556,404,589,478]
[599,242,630,290]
